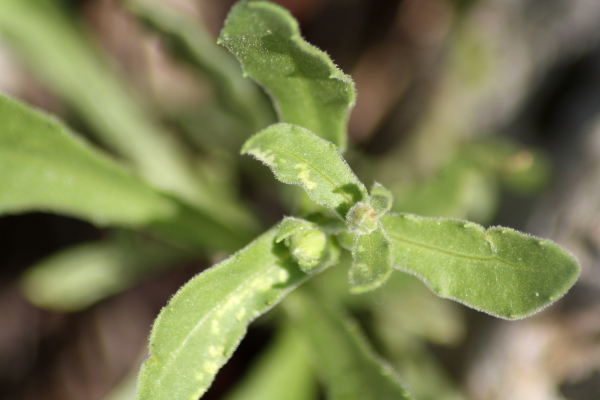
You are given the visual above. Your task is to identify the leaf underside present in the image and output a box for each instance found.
[382,213,581,320]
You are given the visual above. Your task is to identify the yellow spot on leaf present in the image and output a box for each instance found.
[278,269,290,282]
[249,148,276,166]
[208,345,224,357]
[203,361,219,374]
[211,320,220,334]
[189,387,206,400]
[294,163,317,189]
[236,307,247,321]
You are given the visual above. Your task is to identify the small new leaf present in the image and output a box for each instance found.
[277,217,329,272]
[369,182,393,216]
[219,0,355,150]
[382,213,581,320]
[242,123,367,217]
[350,226,393,293]
[276,216,315,243]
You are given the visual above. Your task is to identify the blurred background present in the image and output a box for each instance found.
[1,0,600,399]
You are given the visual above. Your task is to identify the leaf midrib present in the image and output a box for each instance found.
[153,253,297,391]
[386,231,524,270]
[278,145,360,208]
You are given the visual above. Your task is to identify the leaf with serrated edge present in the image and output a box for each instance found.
[350,226,393,293]
[242,123,367,217]
[136,227,308,400]
[284,289,414,400]
[219,0,355,150]
[381,213,581,320]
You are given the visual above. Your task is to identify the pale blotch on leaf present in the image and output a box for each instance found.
[235,307,247,321]
[294,163,317,190]
[247,147,276,167]
[203,361,219,374]
[208,345,224,357]
[189,387,206,400]
[278,269,290,282]
[211,320,220,334]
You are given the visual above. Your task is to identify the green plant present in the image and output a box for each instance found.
[0,1,580,399]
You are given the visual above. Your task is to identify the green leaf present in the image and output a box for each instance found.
[276,216,316,242]
[0,93,174,226]
[219,0,356,150]
[242,123,367,217]
[370,182,393,216]
[0,93,253,251]
[381,213,581,320]
[0,0,197,201]
[223,323,316,400]
[0,0,260,236]
[276,217,341,273]
[276,217,328,272]
[350,226,393,293]
[136,227,308,400]
[20,234,191,312]
[284,289,414,400]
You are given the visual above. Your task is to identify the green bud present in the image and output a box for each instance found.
[346,202,378,235]
[289,227,328,272]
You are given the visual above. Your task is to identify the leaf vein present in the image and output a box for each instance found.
[386,232,524,269]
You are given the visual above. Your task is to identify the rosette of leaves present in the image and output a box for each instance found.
[132,2,581,400]
[0,0,578,398]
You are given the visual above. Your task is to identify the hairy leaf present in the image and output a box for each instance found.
[219,0,355,150]
[350,226,393,293]
[276,216,316,242]
[136,227,308,400]
[382,213,581,320]
[370,182,393,216]
[276,217,329,272]
[284,290,414,400]
[242,123,367,217]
